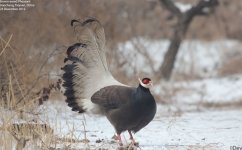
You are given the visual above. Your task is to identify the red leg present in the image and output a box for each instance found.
[116,133,123,146]
[128,130,136,144]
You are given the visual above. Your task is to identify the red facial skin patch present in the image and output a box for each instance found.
[142,78,150,84]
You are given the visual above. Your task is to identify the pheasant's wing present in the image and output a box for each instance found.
[91,85,135,110]
[62,18,124,114]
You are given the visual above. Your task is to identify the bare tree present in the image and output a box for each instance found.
[158,0,219,80]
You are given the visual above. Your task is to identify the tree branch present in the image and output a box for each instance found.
[159,0,182,17]
[158,0,219,80]
[187,0,219,16]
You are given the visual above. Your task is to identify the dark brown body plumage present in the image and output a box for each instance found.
[91,85,156,134]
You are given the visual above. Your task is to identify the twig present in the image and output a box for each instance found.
[23,46,66,98]
[188,0,219,16]
[131,38,156,73]
[82,120,90,149]
[159,0,182,17]
[0,34,13,56]
[36,79,62,105]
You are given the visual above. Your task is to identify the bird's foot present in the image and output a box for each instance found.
[128,138,139,147]
[130,141,139,147]
[117,144,138,150]
[112,134,123,146]
[118,141,124,146]
[128,131,139,147]
[126,142,139,150]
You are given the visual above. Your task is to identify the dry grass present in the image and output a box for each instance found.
[0,55,54,150]
[0,93,49,149]
[0,71,88,149]
[1,123,54,150]
[0,36,81,150]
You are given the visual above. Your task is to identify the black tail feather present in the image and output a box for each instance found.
[62,63,85,113]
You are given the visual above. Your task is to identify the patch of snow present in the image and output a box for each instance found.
[174,2,192,12]
[155,75,242,104]
[117,38,241,78]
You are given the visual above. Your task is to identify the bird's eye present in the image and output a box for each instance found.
[142,78,151,84]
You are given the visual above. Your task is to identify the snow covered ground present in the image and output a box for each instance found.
[34,101,242,150]
[1,100,241,150]
[28,70,242,150]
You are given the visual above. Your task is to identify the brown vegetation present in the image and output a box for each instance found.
[218,55,242,76]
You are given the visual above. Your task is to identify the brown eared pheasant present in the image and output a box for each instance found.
[62,17,157,146]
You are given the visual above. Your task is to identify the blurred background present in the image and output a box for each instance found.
[1,0,242,103]
[1,0,242,149]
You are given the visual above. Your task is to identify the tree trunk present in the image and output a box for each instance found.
[159,15,192,80]
[158,0,219,80]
